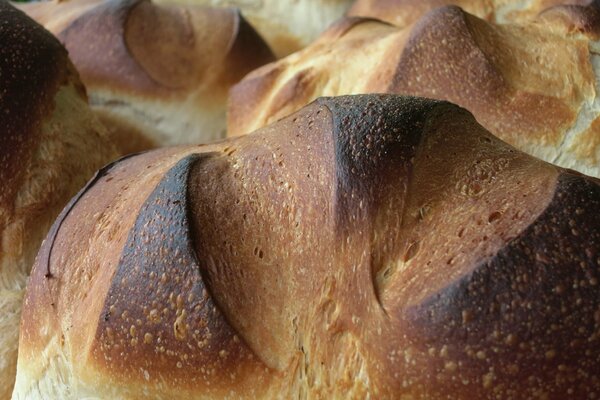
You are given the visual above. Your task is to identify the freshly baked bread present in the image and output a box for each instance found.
[347,0,594,27]
[14,95,600,399]
[0,3,118,398]
[154,0,354,57]
[228,4,600,178]
[17,0,275,150]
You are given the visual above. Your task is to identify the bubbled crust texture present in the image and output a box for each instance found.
[17,0,275,148]
[228,4,600,178]
[15,95,600,399]
[0,2,118,399]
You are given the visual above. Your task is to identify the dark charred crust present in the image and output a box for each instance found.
[57,0,163,94]
[319,94,456,314]
[42,152,145,279]
[318,95,449,233]
[389,5,504,101]
[0,2,67,212]
[95,153,260,385]
[404,172,600,397]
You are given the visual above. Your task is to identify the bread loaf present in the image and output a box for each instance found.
[0,3,118,398]
[17,0,275,150]
[14,95,600,399]
[347,0,593,27]
[154,0,354,57]
[228,4,600,178]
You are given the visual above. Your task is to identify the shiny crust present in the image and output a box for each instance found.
[15,95,600,398]
[228,5,600,177]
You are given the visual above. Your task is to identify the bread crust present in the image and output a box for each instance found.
[17,0,275,147]
[347,0,594,26]
[228,5,600,177]
[0,3,118,398]
[15,95,600,399]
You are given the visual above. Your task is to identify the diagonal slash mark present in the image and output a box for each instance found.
[43,152,144,279]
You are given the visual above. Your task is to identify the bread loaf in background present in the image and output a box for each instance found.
[0,3,118,398]
[14,95,600,399]
[154,0,354,57]
[347,0,594,27]
[16,0,275,152]
[228,3,600,178]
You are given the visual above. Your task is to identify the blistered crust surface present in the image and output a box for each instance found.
[15,95,600,398]
[93,155,270,397]
[400,172,600,398]
[228,5,599,176]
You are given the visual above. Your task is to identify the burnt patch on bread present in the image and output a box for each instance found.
[0,2,67,214]
[94,154,267,388]
[318,94,448,312]
[402,172,600,398]
[390,6,504,104]
[319,95,442,226]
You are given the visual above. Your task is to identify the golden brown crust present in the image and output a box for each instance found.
[389,6,591,153]
[347,0,495,27]
[346,0,595,26]
[538,2,600,39]
[50,0,274,97]
[396,171,600,398]
[16,95,600,398]
[228,6,599,177]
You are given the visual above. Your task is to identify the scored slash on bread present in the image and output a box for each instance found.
[16,0,275,152]
[14,95,600,399]
[228,2,600,178]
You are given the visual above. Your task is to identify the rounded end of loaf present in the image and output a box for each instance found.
[36,0,274,146]
[0,2,119,397]
[14,94,600,398]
